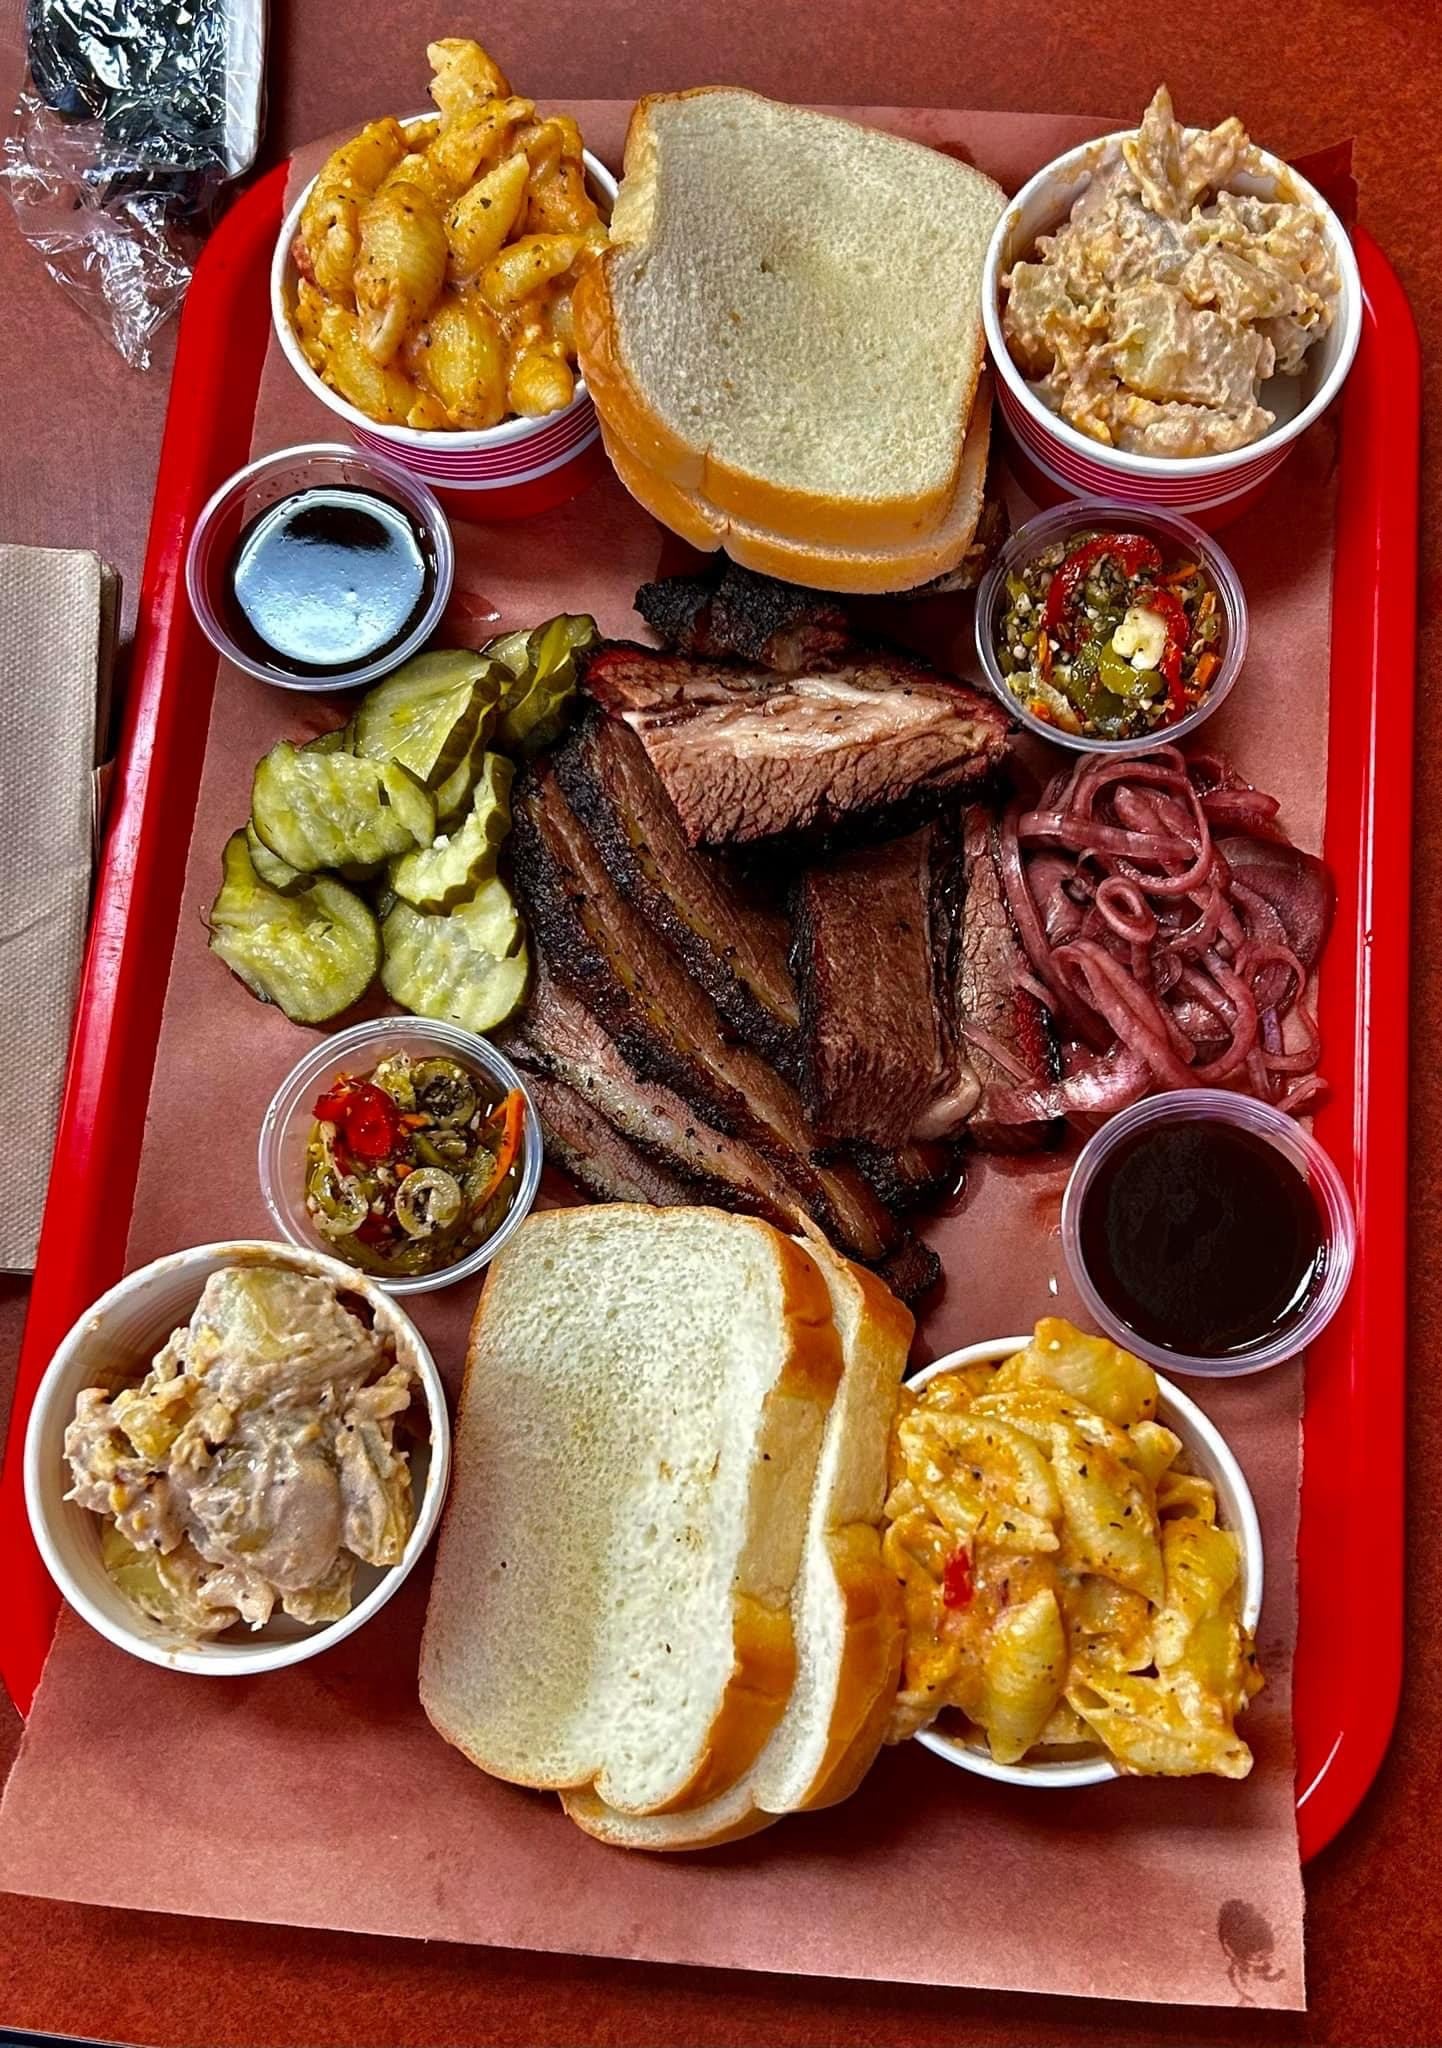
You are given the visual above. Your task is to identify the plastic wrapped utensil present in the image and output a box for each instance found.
[1,0,266,367]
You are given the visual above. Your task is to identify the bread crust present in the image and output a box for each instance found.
[598,387,993,596]
[794,1531,906,1810]
[644,1594,796,1814]
[550,1244,911,1848]
[627,1229,843,1813]
[559,1783,780,1852]
[577,89,1001,552]
[421,1207,842,1817]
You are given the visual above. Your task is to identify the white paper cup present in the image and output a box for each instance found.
[983,130,1362,519]
[24,1241,451,1677]
[271,125,617,506]
[905,1335,1263,1788]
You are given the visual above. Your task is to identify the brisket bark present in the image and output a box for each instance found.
[510,754,934,1284]
[520,1070,702,1209]
[634,559,853,672]
[581,642,1011,849]
[500,957,837,1241]
[552,711,802,1074]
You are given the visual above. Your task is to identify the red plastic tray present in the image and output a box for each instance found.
[0,162,1420,1863]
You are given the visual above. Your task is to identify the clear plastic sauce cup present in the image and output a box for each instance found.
[973,500,1248,758]
[258,1017,542,1296]
[185,441,455,691]
[1060,1089,1356,1377]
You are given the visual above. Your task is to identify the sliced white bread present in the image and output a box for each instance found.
[561,1237,912,1850]
[418,1205,845,1817]
[575,88,1005,552]
[599,378,993,595]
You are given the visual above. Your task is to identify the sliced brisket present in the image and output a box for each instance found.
[510,755,923,1274]
[520,1071,701,1209]
[847,1138,959,1212]
[552,711,802,1073]
[581,643,1011,849]
[634,559,853,673]
[791,821,979,1147]
[500,957,833,1240]
[954,806,1061,1152]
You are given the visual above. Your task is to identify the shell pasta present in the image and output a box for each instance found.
[290,39,606,431]
[884,1318,1263,1775]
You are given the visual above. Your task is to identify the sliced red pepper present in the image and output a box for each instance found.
[342,1083,404,1161]
[942,1547,974,1610]
[312,1078,357,1126]
[1041,533,1164,649]
[354,1209,396,1246]
[313,1074,402,1163]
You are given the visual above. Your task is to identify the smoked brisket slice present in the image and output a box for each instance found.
[552,711,802,1074]
[509,756,927,1277]
[520,1071,702,1209]
[634,559,853,672]
[581,642,1011,850]
[847,1138,958,1212]
[954,806,1061,1151]
[791,821,980,1147]
[500,958,834,1241]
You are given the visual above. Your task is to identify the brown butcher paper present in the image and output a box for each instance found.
[0,105,1331,2010]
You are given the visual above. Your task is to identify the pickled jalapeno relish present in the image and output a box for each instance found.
[993,529,1223,741]
[305,1052,526,1279]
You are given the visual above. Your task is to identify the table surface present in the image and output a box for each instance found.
[2,3,1439,2044]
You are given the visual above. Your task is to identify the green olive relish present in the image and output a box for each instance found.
[994,529,1223,741]
[305,1051,526,1279]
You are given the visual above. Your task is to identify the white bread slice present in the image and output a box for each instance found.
[561,1238,912,1850]
[599,377,993,596]
[418,1205,844,1816]
[575,89,1005,552]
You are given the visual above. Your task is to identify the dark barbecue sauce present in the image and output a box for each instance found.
[1077,1117,1327,1360]
[225,486,434,675]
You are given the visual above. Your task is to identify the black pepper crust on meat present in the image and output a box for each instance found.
[634,558,853,672]
[580,641,1013,851]
[551,711,803,1078]
[500,963,799,1224]
[508,755,937,1288]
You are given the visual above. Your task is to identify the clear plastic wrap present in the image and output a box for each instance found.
[2,0,265,367]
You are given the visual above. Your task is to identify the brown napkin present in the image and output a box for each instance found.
[0,545,117,1271]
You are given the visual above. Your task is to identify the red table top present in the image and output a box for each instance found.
[2,4,1439,2043]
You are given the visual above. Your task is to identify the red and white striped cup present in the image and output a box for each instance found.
[982,132,1362,526]
[271,143,618,521]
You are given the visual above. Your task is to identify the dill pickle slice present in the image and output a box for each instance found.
[209,831,380,1023]
[352,650,501,789]
[491,612,598,755]
[381,877,529,1032]
[252,741,436,873]
[484,628,531,677]
[245,820,309,895]
[389,752,514,913]
[302,722,355,754]
[432,730,485,825]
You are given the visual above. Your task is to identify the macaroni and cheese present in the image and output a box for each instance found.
[884,1318,1263,1776]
